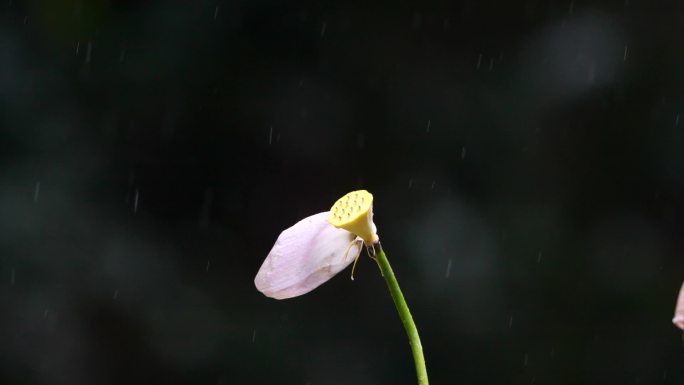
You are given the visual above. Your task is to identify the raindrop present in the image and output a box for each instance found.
[43,309,49,319]
[33,182,40,202]
[431,180,435,190]
[461,146,467,160]
[476,54,483,70]
[206,259,211,272]
[508,316,513,328]
[676,113,680,127]
[537,251,542,264]
[321,22,327,37]
[113,289,119,300]
[524,353,528,366]
[488,58,494,72]
[85,41,92,64]
[623,45,628,62]
[568,0,574,14]
[119,47,126,63]
[445,258,452,279]
[75,41,80,55]
[268,126,273,145]
[408,178,414,189]
[426,119,431,133]
[133,189,139,213]
[214,6,219,20]
[252,329,257,343]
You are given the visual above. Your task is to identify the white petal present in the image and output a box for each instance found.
[254,212,361,299]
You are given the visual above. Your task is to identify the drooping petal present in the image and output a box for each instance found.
[255,212,361,299]
[673,281,684,330]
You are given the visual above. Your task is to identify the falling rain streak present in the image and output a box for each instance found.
[623,45,628,62]
[133,189,139,213]
[445,259,452,278]
[33,182,40,202]
[86,42,92,64]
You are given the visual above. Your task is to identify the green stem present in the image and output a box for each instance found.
[374,243,429,385]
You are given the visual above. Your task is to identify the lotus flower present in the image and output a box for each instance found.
[255,190,378,300]
[254,190,429,385]
[673,281,684,330]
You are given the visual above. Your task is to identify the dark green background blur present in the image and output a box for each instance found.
[2,1,684,384]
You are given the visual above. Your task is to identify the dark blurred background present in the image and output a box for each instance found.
[2,0,684,384]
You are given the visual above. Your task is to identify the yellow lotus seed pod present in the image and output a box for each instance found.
[328,190,379,245]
